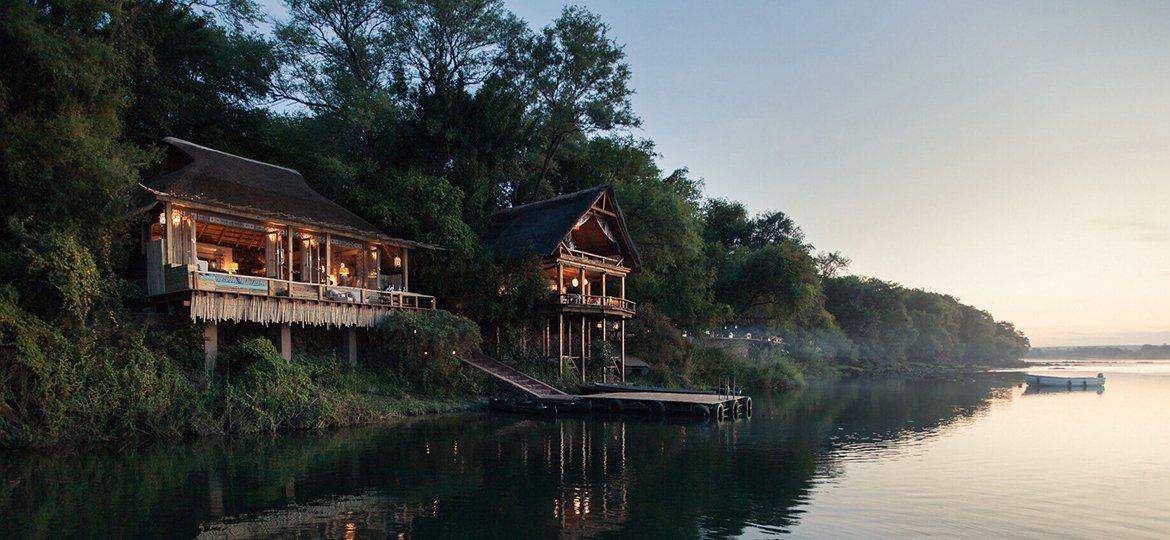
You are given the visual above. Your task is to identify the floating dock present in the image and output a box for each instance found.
[578,391,751,420]
[462,352,750,420]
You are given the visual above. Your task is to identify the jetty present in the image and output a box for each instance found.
[461,352,750,420]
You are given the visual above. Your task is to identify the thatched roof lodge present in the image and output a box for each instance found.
[135,138,435,368]
[482,185,640,381]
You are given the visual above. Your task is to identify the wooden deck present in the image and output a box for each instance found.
[580,391,751,420]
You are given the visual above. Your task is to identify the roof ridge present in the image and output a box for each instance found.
[493,184,609,216]
[163,137,303,177]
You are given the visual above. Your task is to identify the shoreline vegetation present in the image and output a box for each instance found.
[0,0,1028,447]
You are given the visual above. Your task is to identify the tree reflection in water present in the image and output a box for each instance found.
[0,373,1021,539]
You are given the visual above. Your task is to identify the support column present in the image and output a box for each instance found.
[621,319,626,383]
[580,316,586,383]
[558,314,564,375]
[403,249,410,292]
[346,327,358,366]
[204,322,218,374]
[280,323,292,360]
[286,225,293,281]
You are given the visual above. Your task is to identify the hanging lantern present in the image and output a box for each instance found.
[393,255,402,268]
[571,278,580,288]
[171,210,181,226]
[158,212,165,225]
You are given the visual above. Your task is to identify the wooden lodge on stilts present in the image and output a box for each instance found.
[132,138,436,371]
[482,185,641,383]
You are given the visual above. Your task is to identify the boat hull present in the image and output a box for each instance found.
[1023,374,1105,387]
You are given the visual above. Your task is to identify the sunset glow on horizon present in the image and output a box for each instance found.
[505,0,1170,346]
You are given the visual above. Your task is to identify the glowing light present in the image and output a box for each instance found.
[158,212,165,225]
[572,278,580,287]
[393,255,402,268]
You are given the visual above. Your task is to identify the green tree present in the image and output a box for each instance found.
[512,5,638,204]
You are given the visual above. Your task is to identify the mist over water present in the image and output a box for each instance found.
[3,363,1168,538]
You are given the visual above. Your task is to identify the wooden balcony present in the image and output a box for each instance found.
[149,265,435,327]
[557,248,626,272]
[556,293,636,317]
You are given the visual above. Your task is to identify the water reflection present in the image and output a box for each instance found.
[0,373,1022,539]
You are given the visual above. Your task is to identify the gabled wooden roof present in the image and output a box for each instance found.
[482,185,642,272]
[139,138,426,247]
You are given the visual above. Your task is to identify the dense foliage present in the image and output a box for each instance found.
[0,0,1029,444]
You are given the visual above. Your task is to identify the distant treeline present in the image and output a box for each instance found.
[0,0,1030,444]
[1028,345,1170,360]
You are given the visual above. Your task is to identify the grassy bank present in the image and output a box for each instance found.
[0,307,488,448]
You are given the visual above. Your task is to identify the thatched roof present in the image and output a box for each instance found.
[140,138,422,247]
[482,185,641,271]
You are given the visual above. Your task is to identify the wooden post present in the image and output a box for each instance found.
[601,272,607,298]
[620,275,626,299]
[580,316,586,383]
[204,322,218,374]
[621,319,626,383]
[403,248,410,292]
[325,233,332,283]
[557,264,564,296]
[346,327,357,366]
[558,314,564,375]
[286,225,293,281]
[280,324,292,360]
[163,202,173,265]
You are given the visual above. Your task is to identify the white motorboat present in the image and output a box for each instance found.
[1023,373,1106,388]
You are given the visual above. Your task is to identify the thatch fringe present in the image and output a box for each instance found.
[189,292,407,328]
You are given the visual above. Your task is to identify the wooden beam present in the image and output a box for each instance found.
[580,315,586,383]
[204,322,218,374]
[286,225,293,281]
[346,327,357,366]
[620,319,626,383]
[163,202,173,265]
[558,314,564,375]
[279,324,292,361]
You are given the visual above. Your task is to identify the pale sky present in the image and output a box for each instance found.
[501,0,1170,347]
[257,1,1170,346]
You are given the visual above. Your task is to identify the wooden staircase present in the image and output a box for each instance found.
[461,351,570,400]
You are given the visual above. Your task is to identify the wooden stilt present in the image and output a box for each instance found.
[558,314,564,375]
[204,322,218,374]
[621,319,626,383]
[346,327,357,366]
[580,315,586,383]
[280,323,292,360]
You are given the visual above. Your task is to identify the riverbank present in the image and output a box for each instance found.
[0,337,486,448]
[1,331,1026,449]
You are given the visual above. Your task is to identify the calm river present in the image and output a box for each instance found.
[3,361,1169,538]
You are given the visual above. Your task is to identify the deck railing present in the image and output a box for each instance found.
[188,269,436,310]
[557,293,635,314]
[562,248,623,267]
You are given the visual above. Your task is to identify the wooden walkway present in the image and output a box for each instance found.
[461,352,752,420]
[581,391,751,419]
[461,352,572,400]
